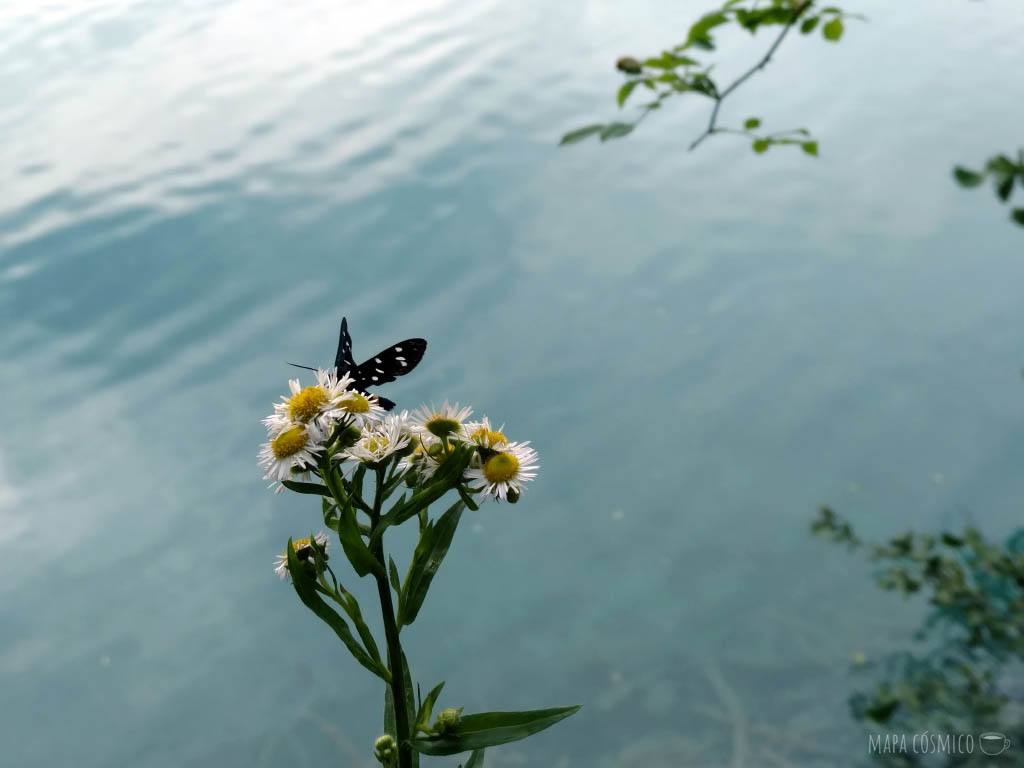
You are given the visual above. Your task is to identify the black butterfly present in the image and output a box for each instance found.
[290,317,426,410]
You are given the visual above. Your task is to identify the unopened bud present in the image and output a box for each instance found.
[374,734,397,766]
[616,56,643,75]
[435,707,462,736]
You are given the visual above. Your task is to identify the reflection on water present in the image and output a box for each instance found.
[2,0,1024,765]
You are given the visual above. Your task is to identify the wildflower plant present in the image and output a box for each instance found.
[259,335,579,768]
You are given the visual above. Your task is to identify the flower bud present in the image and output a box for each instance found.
[506,488,520,504]
[434,707,462,736]
[616,56,642,75]
[374,734,397,766]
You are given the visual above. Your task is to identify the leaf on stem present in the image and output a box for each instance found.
[400,500,466,627]
[389,555,402,593]
[559,124,605,145]
[823,17,844,41]
[287,539,390,682]
[410,705,583,756]
[599,123,633,141]
[337,500,384,578]
[953,167,985,188]
[617,80,639,108]
[415,681,446,731]
[281,480,332,496]
[1011,208,1024,226]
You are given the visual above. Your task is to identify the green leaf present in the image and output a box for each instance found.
[743,117,761,130]
[617,80,639,108]
[559,124,604,145]
[287,539,390,682]
[385,682,397,738]
[823,17,844,41]
[410,705,582,756]
[415,681,446,730]
[461,750,485,768]
[401,500,465,626]
[1011,208,1024,226]
[752,139,770,154]
[281,480,332,496]
[687,12,729,46]
[953,167,985,188]
[337,501,383,578]
[389,555,402,593]
[800,16,820,34]
[599,123,634,141]
[801,141,819,156]
[996,175,1014,202]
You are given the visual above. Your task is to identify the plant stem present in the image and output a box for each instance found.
[688,1,810,151]
[370,465,414,768]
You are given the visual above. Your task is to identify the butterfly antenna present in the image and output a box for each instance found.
[286,362,318,372]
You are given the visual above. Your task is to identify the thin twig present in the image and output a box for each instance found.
[688,3,810,151]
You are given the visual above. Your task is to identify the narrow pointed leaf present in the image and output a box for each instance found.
[389,555,402,593]
[410,705,582,756]
[401,501,465,626]
[416,681,446,730]
[287,540,390,682]
[281,480,332,496]
[337,501,383,578]
[463,750,485,768]
[559,124,604,145]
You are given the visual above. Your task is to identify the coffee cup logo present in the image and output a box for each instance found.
[979,732,1010,756]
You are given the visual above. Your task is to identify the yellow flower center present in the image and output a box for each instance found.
[339,392,371,414]
[470,426,506,447]
[290,536,315,553]
[426,416,460,437]
[365,435,390,454]
[287,386,328,423]
[271,426,308,459]
[482,452,519,483]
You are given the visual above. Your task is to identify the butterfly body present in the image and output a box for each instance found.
[290,317,426,410]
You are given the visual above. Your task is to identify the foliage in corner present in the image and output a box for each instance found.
[812,507,1024,764]
[954,151,1024,227]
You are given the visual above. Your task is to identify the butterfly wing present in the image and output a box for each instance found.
[333,317,357,376]
[351,338,427,392]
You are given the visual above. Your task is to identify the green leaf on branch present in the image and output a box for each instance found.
[559,124,604,145]
[460,750,486,768]
[801,141,819,156]
[953,167,985,188]
[600,123,634,141]
[617,80,639,108]
[996,175,1015,202]
[800,16,820,34]
[685,12,728,49]
[744,117,761,130]
[337,501,384,578]
[400,500,466,626]
[1012,208,1024,226]
[287,539,390,683]
[752,138,770,154]
[281,480,332,496]
[410,705,583,756]
[823,17,844,41]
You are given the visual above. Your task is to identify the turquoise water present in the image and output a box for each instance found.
[2,1,1024,765]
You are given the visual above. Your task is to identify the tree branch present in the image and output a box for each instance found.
[688,3,810,151]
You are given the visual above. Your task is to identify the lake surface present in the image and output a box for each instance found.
[2,1,1023,766]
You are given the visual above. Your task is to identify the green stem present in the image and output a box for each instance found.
[370,465,414,768]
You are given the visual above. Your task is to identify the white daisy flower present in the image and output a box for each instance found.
[342,411,412,464]
[266,368,358,434]
[460,417,508,450]
[258,421,329,487]
[464,441,539,502]
[274,532,329,582]
[397,435,447,482]
[331,389,386,427]
[410,401,473,441]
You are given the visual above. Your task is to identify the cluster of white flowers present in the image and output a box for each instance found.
[258,374,539,503]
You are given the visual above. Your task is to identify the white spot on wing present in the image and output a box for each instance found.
[372,376,378,381]
[395,347,402,352]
